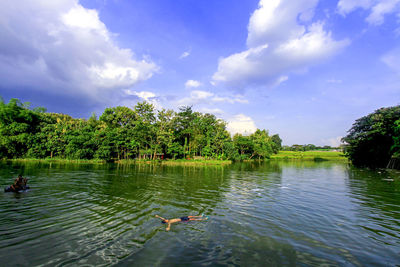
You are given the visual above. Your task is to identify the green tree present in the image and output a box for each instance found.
[211,119,231,159]
[32,113,68,158]
[233,134,253,160]
[154,109,175,159]
[134,102,156,159]
[342,105,400,168]
[271,134,282,154]
[99,106,137,160]
[390,119,400,158]
[250,129,273,160]
[0,98,41,158]
[0,98,284,162]
[173,106,195,158]
[223,139,239,160]
[64,116,99,159]
[304,144,317,151]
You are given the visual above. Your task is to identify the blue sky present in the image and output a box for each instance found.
[0,0,399,146]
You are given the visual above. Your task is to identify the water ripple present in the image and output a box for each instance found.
[1,162,400,266]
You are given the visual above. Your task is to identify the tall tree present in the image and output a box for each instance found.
[250,129,273,160]
[391,119,400,158]
[233,134,253,160]
[134,102,156,159]
[0,98,41,158]
[342,105,400,168]
[173,106,195,158]
[154,109,175,159]
[100,106,137,160]
[0,97,284,161]
[271,134,282,154]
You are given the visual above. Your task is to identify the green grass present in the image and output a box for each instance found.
[270,151,348,161]
[6,158,231,166]
[117,159,232,166]
[7,152,348,165]
[7,158,106,164]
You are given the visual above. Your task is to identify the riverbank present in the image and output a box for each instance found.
[4,158,232,166]
[4,158,106,164]
[116,159,232,166]
[5,152,347,165]
[270,151,348,161]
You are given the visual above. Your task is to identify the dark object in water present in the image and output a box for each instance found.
[4,186,30,193]
[387,158,400,170]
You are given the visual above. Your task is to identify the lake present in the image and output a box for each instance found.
[0,161,399,266]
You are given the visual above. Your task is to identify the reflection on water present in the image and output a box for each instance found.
[346,167,400,264]
[0,161,399,266]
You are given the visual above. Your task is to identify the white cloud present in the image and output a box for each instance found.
[322,136,343,147]
[247,0,319,47]
[185,80,201,88]
[176,90,249,106]
[176,90,213,106]
[191,90,213,99]
[337,0,373,15]
[124,90,156,100]
[211,96,249,104]
[123,90,162,109]
[227,114,257,135]
[273,75,289,87]
[198,107,224,115]
[179,51,190,59]
[382,48,400,74]
[337,0,400,25]
[327,78,343,83]
[212,0,349,88]
[367,0,400,24]
[176,90,249,109]
[0,0,158,101]
[62,5,106,33]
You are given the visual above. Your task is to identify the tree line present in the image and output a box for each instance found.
[281,144,340,151]
[0,98,282,161]
[342,105,400,168]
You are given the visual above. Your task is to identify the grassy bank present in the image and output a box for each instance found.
[117,159,232,166]
[270,151,348,161]
[6,152,347,165]
[6,158,232,166]
[6,158,106,164]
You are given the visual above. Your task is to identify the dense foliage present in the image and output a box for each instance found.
[282,144,338,151]
[342,105,400,168]
[392,119,400,158]
[0,98,281,161]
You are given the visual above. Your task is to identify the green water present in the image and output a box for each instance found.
[0,161,399,266]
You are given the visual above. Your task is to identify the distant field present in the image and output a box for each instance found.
[271,151,348,161]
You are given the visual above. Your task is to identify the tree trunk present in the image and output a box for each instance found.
[387,158,400,169]
[153,146,157,160]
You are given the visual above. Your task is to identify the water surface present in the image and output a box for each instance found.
[0,161,399,266]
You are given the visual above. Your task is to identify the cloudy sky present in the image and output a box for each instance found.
[1,0,399,146]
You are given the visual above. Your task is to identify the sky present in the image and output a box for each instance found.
[0,0,399,146]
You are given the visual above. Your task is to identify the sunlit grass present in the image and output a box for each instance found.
[117,159,232,165]
[7,158,106,164]
[271,151,348,161]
